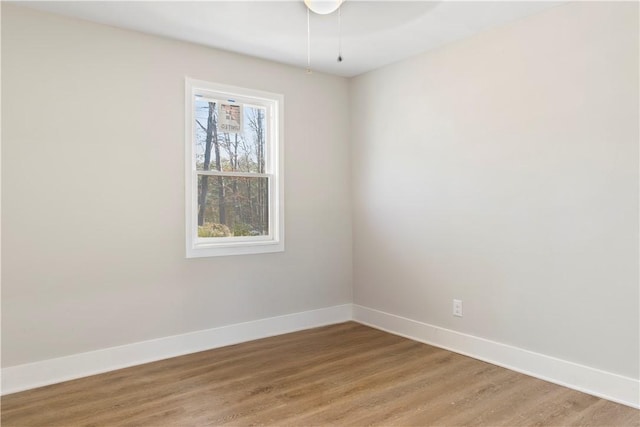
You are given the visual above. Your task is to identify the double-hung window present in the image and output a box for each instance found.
[185,78,284,257]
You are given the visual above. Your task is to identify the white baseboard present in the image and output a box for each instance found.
[1,304,353,395]
[4,303,638,410]
[352,304,640,409]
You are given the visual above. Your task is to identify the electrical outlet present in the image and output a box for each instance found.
[453,299,463,317]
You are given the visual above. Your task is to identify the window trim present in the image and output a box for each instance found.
[185,78,284,258]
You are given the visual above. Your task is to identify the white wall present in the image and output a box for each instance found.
[350,1,639,379]
[1,4,352,367]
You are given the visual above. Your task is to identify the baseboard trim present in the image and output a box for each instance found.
[4,303,638,409]
[352,304,640,409]
[1,304,353,395]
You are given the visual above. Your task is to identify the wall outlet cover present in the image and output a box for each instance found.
[453,299,463,317]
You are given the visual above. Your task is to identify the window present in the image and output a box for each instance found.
[185,78,284,257]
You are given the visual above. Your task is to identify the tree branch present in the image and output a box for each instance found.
[196,120,207,132]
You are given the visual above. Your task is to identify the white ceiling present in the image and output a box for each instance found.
[18,1,564,77]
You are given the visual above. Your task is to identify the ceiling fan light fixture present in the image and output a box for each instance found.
[304,0,344,15]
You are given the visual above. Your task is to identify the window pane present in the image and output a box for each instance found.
[195,99,266,174]
[197,175,269,238]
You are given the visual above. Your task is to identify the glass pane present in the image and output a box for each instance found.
[195,98,267,174]
[197,175,269,238]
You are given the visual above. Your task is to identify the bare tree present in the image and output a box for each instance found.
[196,102,225,226]
[221,132,243,228]
[247,108,267,233]
[196,102,214,226]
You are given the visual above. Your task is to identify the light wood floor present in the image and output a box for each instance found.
[2,322,638,426]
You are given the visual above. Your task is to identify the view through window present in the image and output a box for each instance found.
[186,79,283,257]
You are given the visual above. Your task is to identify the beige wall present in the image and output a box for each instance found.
[350,1,639,378]
[1,4,352,366]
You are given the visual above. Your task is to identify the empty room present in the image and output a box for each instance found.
[1,0,639,425]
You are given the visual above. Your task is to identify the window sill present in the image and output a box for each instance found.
[186,240,284,258]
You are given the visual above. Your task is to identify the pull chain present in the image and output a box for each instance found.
[306,8,312,74]
[337,6,343,62]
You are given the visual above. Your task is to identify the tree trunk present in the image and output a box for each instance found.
[197,102,216,226]
[214,125,226,225]
[232,134,239,227]
[256,110,267,233]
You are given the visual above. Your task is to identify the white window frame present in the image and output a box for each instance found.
[185,78,284,258]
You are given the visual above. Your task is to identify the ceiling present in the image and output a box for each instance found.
[18,1,564,77]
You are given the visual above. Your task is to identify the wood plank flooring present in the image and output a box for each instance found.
[2,322,638,426]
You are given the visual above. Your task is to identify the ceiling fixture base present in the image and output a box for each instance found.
[304,0,344,15]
